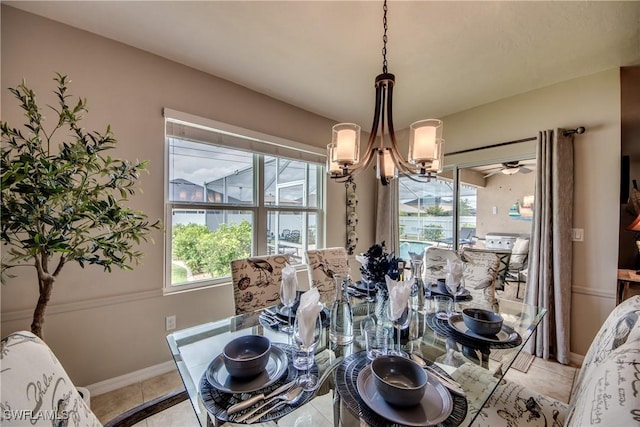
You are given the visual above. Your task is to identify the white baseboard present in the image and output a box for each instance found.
[569,352,584,367]
[86,360,176,396]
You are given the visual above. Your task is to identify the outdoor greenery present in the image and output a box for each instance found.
[425,205,448,216]
[422,224,444,241]
[172,221,251,280]
[0,74,159,338]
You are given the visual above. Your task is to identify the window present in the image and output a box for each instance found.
[164,109,325,292]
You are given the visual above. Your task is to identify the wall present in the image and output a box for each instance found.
[475,172,535,238]
[442,68,621,356]
[0,7,376,386]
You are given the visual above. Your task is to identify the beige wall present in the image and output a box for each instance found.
[442,68,621,356]
[0,7,376,385]
[475,172,535,238]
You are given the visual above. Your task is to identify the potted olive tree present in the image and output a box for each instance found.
[1,74,159,338]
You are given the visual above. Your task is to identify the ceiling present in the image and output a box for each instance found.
[6,1,640,129]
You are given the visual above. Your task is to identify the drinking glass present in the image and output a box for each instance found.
[446,275,465,316]
[387,300,411,357]
[280,277,297,333]
[293,314,322,391]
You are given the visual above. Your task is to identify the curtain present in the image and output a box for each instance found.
[375,180,399,255]
[525,129,574,364]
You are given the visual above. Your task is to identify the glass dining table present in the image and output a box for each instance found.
[166,289,546,427]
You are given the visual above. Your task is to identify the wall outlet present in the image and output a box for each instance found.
[165,315,176,331]
[572,228,584,242]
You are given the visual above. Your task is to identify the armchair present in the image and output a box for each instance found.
[0,331,187,427]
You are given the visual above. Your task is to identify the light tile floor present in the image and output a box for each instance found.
[92,356,577,426]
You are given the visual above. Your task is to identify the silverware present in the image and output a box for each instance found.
[260,311,287,325]
[410,353,466,397]
[232,387,303,424]
[226,379,296,415]
[244,386,304,424]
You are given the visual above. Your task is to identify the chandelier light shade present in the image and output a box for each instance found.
[327,0,444,186]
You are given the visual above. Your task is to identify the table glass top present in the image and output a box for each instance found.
[167,292,546,427]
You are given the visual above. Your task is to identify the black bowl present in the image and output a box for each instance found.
[436,278,450,295]
[371,355,428,407]
[223,335,271,379]
[462,308,504,336]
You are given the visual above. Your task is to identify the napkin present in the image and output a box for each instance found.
[281,264,298,304]
[355,254,368,266]
[385,274,413,320]
[297,288,322,347]
[445,259,464,290]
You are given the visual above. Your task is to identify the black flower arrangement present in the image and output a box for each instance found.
[360,241,404,289]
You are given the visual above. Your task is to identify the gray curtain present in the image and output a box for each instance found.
[525,129,574,364]
[375,180,399,255]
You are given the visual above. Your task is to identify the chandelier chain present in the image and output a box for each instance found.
[382,0,388,74]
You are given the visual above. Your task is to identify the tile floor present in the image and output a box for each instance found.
[91,356,578,427]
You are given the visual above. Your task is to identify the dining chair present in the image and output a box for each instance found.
[460,248,500,302]
[0,331,187,427]
[230,254,290,314]
[422,247,462,284]
[305,247,351,305]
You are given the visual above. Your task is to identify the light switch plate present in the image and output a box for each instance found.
[572,228,584,242]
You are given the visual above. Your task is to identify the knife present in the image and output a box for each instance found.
[226,379,296,415]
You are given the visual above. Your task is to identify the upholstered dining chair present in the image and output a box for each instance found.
[460,248,500,302]
[305,247,351,305]
[0,331,187,427]
[422,247,462,284]
[230,254,290,315]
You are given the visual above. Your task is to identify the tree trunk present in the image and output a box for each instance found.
[31,277,54,339]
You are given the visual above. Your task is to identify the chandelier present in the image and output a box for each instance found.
[327,0,444,186]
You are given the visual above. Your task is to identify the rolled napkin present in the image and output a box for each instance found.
[385,274,413,321]
[298,287,323,347]
[281,264,298,303]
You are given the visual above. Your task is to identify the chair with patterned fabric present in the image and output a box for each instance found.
[231,254,290,315]
[422,247,462,285]
[466,295,640,427]
[0,331,187,427]
[305,247,351,305]
[460,248,500,303]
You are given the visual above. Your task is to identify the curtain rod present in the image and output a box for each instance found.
[445,126,585,157]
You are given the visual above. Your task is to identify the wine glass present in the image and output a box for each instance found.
[293,314,322,391]
[388,300,411,357]
[446,274,465,316]
[280,277,297,334]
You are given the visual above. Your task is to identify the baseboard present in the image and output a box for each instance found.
[86,360,176,396]
[569,352,584,367]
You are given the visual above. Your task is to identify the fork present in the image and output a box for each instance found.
[235,386,303,423]
[244,386,304,424]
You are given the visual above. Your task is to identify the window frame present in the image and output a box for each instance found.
[163,109,325,294]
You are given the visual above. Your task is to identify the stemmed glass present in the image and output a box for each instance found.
[292,314,322,391]
[280,276,297,334]
[446,275,465,316]
[388,300,411,357]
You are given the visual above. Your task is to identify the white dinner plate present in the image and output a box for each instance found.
[356,365,453,426]
[205,345,287,393]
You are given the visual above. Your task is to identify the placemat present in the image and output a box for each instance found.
[199,342,319,424]
[425,313,522,350]
[335,351,468,427]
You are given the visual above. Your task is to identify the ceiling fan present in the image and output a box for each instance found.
[483,161,534,178]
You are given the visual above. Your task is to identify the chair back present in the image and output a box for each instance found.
[422,247,461,284]
[1,331,102,427]
[460,248,500,301]
[305,247,350,305]
[230,255,290,314]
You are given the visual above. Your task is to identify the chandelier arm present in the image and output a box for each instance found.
[345,80,385,177]
[384,82,419,173]
[398,170,435,183]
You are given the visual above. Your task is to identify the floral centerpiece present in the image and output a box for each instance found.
[359,241,404,289]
